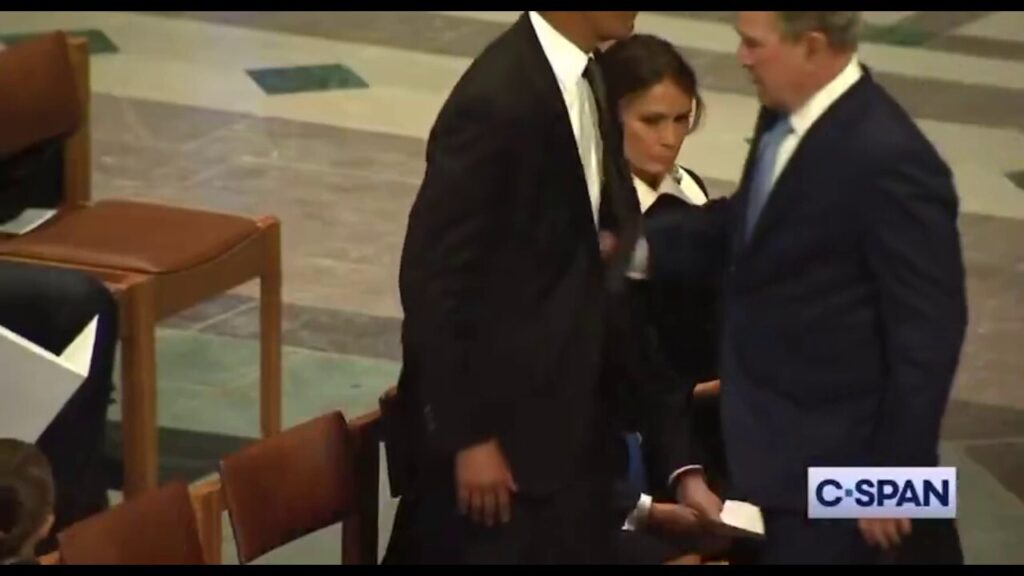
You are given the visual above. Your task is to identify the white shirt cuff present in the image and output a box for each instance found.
[668,465,704,489]
[626,235,649,280]
[622,492,653,531]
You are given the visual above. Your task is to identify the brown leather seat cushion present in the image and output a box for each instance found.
[0,199,260,274]
[57,481,206,565]
[0,31,80,157]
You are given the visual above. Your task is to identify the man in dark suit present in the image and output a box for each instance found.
[389,11,719,564]
[0,261,118,545]
[643,11,967,564]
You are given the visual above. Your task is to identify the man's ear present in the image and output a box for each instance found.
[803,31,830,62]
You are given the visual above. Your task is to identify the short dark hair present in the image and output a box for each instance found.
[601,34,705,132]
[0,439,54,559]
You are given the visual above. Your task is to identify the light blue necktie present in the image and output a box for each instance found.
[745,117,792,240]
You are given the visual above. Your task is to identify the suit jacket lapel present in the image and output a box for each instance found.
[739,74,873,254]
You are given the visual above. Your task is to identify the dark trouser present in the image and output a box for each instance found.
[730,511,963,565]
[384,464,618,565]
[0,262,118,534]
[730,513,878,564]
[615,529,698,564]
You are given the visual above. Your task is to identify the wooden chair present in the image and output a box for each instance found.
[219,410,382,564]
[0,31,282,499]
[53,477,224,565]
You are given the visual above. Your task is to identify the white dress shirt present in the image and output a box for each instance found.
[529,11,603,228]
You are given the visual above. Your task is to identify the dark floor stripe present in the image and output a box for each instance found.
[103,421,254,489]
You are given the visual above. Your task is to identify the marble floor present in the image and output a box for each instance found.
[2,11,1023,564]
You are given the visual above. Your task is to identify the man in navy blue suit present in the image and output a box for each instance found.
[642,11,967,563]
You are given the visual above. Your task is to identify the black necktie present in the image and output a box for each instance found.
[583,56,640,292]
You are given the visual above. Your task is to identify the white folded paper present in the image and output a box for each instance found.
[715,499,766,539]
[0,316,96,442]
[0,208,57,236]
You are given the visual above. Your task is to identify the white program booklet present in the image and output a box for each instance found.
[0,208,57,235]
[0,315,96,442]
[714,499,766,539]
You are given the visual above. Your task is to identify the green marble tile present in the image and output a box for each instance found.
[0,28,119,54]
[862,23,934,46]
[1008,170,1024,192]
[109,330,398,438]
[247,64,369,95]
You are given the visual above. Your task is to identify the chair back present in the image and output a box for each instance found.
[57,480,207,565]
[219,411,356,564]
[0,31,91,212]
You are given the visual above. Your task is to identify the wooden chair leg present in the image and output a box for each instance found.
[259,221,282,438]
[119,282,159,499]
[342,423,380,565]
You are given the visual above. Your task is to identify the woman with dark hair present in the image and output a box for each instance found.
[603,33,719,390]
[0,439,55,565]
[601,34,729,563]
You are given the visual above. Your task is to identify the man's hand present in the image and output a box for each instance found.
[858,518,911,550]
[455,438,518,526]
[598,230,619,263]
[675,470,723,524]
[648,502,701,534]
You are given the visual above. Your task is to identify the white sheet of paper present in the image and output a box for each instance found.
[0,316,95,442]
[59,316,97,376]
[716,499,766,539]
[0,208,57,235]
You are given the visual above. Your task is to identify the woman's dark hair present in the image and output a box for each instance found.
[0,439,54,559]
[602,34,705,132]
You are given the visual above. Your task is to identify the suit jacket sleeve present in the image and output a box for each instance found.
[863,145,967,467]
[400,92,514,454]
[645,196,732,284]
[605,280,697,489]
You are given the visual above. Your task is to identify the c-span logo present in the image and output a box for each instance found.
[808,467,957,519]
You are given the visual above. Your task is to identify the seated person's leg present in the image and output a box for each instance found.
[0,262,118,534]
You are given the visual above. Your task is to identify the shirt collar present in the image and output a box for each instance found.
[788,54,863,136]
[529,11,591,92]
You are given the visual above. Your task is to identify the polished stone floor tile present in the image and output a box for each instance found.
[199,300,402,362]
[966,441,1024,504]
[247,63,369,95]
[141,10,1024,131]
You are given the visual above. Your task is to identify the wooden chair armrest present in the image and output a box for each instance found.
[189,476,224,565]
